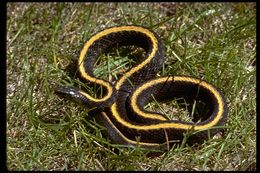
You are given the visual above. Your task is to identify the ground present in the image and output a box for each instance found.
[6,2,256,171]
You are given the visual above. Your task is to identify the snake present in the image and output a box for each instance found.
[55,25,228,150]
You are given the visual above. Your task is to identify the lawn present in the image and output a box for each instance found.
[6,2,256,171]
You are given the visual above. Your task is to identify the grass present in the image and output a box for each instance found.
[6,2,256,171]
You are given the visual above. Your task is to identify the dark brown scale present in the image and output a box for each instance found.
[108,76,228,144]
[82,29,164,91]
[56,26,228,149]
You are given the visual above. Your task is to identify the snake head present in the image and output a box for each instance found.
[55,86,90,106]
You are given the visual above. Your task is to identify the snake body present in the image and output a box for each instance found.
[55,26,228,150]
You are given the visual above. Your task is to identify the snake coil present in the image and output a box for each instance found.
[55,26,228,150]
